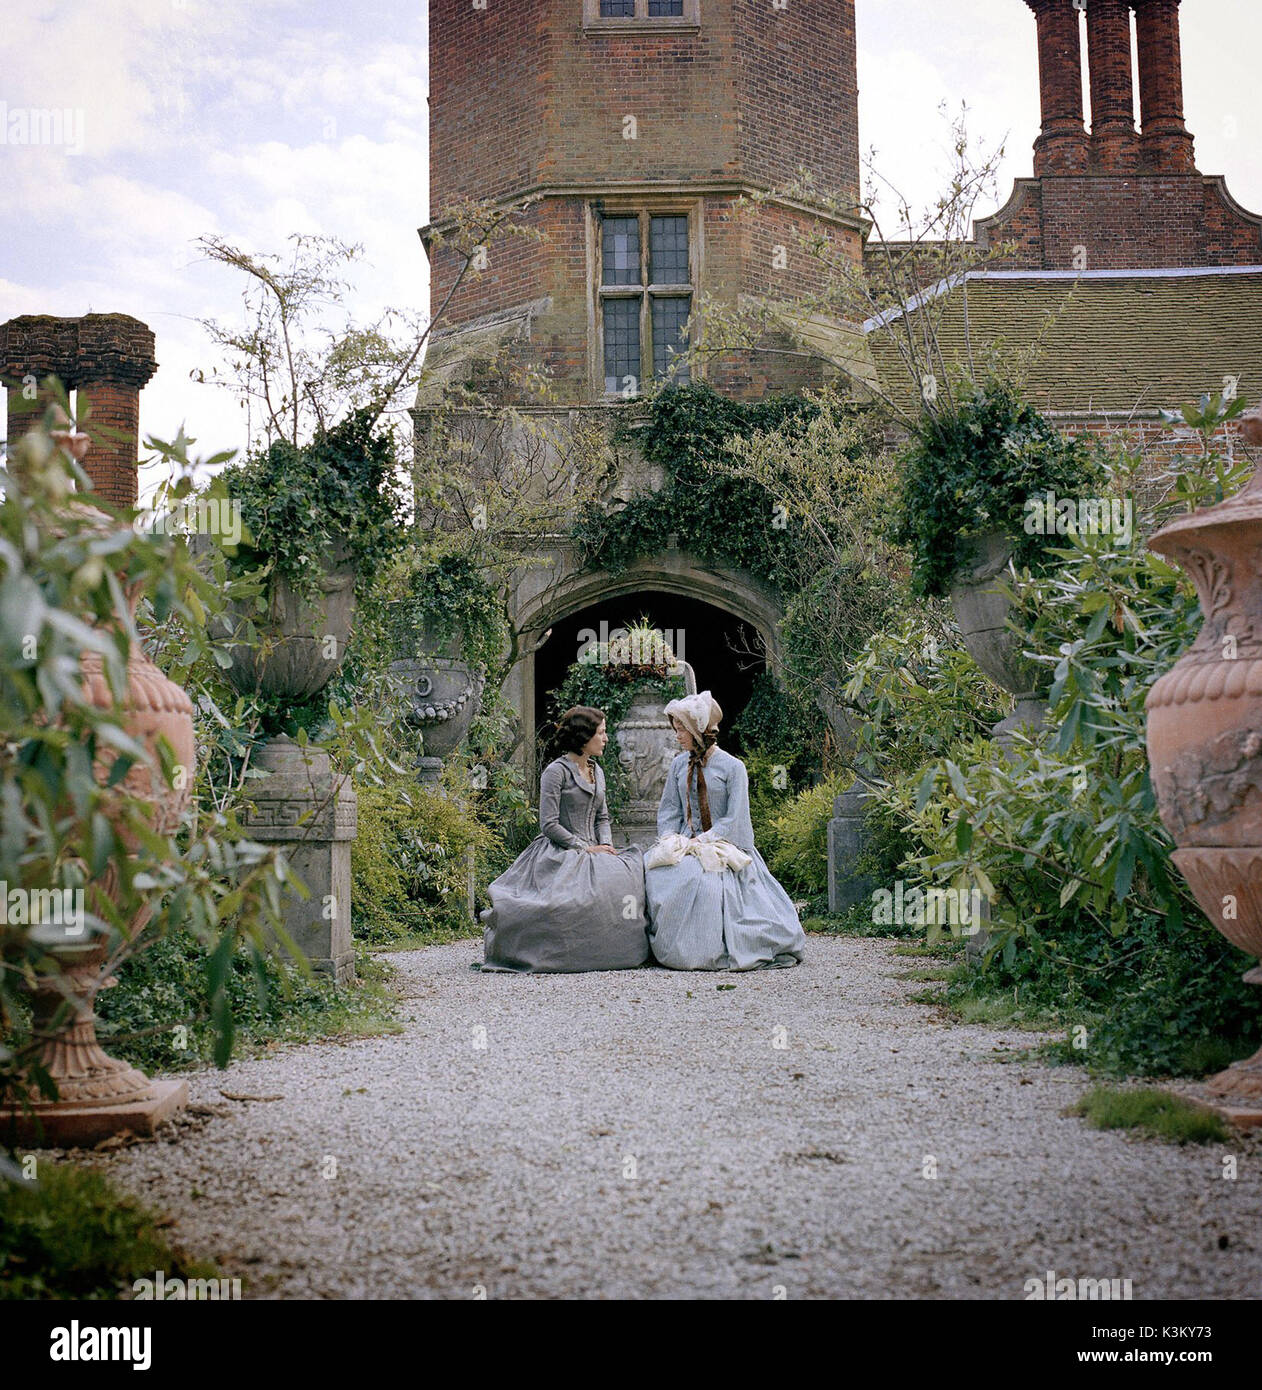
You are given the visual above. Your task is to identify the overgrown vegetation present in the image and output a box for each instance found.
[890,371,1103,599]
[95,937,403,1072]
[0,1164,223,1300]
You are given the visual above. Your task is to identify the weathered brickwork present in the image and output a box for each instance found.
[425,0,864,407]
[734,0,859,207]
[0,313,156,507]
[977,0,1262,270]
[976,176,1262,272]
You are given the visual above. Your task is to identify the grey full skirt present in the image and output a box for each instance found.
[480,836,650,973]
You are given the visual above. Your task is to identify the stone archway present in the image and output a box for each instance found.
[504,543,785,789]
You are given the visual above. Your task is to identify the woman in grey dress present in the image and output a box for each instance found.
[645,691,805,971]
[480,706,650,972]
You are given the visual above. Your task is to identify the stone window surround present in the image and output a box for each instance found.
[582,0,701,35]
[588,196,701,399]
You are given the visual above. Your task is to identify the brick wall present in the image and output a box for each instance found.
[975,176,1262,271]
[426,0,864,407]
[76,380,144,506]
[973,0,1262,272]
[734,0,859,207]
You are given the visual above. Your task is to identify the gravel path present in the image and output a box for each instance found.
[91,936,1261,1299]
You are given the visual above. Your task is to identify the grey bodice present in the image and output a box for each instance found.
[539,756,613,848]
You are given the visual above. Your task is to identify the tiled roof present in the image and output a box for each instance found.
[864,269,1262,417]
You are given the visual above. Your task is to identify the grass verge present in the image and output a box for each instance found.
[1067,1086,1229,1145]
[0,1163,223,1299]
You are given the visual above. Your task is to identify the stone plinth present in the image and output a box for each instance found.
[240,735,357,986]
[827,784,876,915]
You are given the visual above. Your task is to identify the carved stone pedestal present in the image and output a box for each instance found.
[241,735,357,986]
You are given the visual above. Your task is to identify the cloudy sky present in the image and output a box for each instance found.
[2,0,1260,476]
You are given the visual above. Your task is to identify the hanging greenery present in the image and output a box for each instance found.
[570,382,831,590]
[384,551,507,673]
[219,404,410,611]
[890,372,1104,599]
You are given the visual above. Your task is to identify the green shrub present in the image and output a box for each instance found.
[351,776,504,945]
[871,397,1262,1076]
[768,773,853,897]
[891,372,1103,599]
[0,1164,221,1299]
[95,933,401,1072]
[219,405,409,609]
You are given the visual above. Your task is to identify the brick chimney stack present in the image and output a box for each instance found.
[1133,0,1197,172]
[1086,0,1139,170]
[1025,0,1089,174]
[1,313,158,507]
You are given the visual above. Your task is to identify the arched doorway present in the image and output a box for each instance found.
[506,545,786,791]
[532,589,766,754]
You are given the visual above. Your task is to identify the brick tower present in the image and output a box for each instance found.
[422,0,866,404]
[977,0,1262,269]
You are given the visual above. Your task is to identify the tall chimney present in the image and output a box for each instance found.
[1086,0,1139,170]
[1133,0,1197,172]
[1,314,157,508]
[1025,0,1090,174]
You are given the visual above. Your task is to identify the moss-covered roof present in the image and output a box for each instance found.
[864,269,1262,417]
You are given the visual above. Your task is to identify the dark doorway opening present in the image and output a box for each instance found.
[533,590,766,756]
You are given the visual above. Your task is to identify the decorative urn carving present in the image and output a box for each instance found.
[388,608,486,784]
[200,534,357,702]
[1145,406,1262,1117]
[949,531,1046,741]
[612,659,697,848]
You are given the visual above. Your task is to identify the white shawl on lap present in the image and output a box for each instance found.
[645,829,752,874]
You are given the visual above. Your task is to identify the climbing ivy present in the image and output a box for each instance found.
[385,551,507,673]
[570,382,829,591]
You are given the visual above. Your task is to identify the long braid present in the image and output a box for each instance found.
[684,729,718,833]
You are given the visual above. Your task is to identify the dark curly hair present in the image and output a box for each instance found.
[550,705,606,757]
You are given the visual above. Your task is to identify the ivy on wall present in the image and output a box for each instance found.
[570,383,825,591]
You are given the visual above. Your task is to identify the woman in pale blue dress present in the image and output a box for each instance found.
[645,691,805,971]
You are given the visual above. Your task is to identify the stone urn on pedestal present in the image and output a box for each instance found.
[1145,407,1262,1125]
[387,608,486,785]
[201,534,359,986]
[949,532,1047,742]
[3,431,195,1146]
[611,660,697,849]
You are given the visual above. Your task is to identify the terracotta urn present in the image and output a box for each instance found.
[15,431,195,1141]
[1145,406,1262,1111]
[949,532,1047,741]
